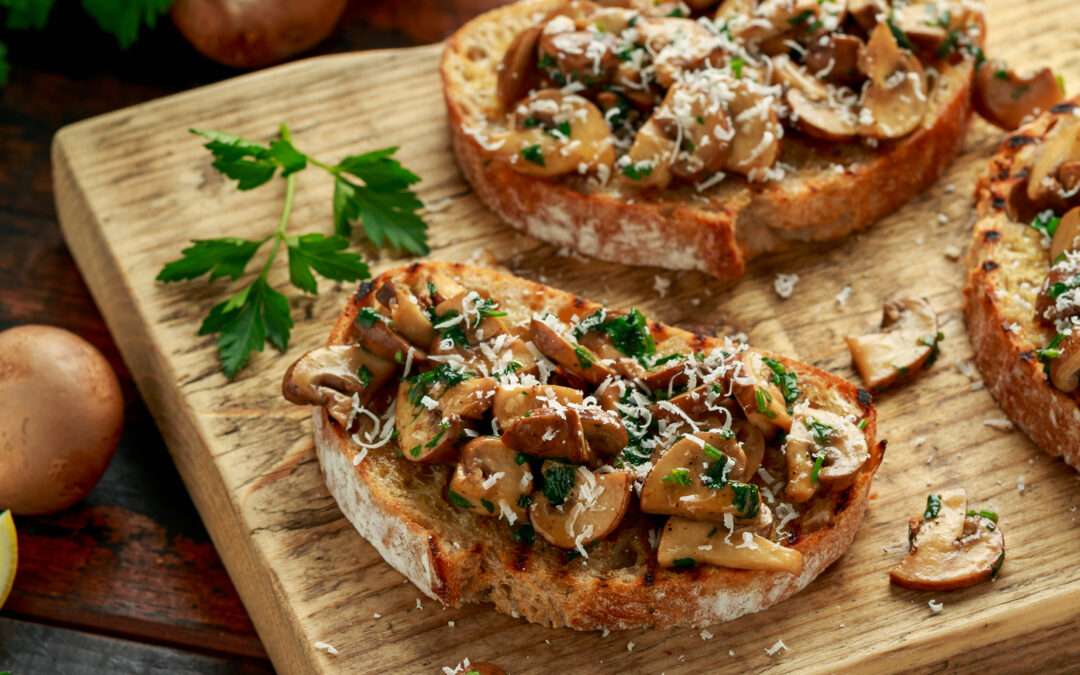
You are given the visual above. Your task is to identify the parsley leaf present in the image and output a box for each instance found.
[82,0,172,48]
[333,148,427,254]
[199,276,293,379]
[924,494,942,520]
[542,464,576,506]
[762,357,800,405]
[285,233,369,294]
[663,468,691,486]
[157,238,266,282]
[0,40,8,86]
[191,128,303,190]
[3,0,55,29]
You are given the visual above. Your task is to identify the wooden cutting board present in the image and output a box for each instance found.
[52,2,1080,673]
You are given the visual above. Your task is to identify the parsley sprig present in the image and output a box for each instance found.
[157,124,428,378]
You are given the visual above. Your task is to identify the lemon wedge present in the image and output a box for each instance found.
[0,510,16,609]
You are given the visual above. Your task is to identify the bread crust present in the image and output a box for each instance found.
[312,261,883,629]
[963,101,1080,471]
[440,0,978,279]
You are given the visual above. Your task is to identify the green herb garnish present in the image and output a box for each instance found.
[448,490,473,508]
[521,144,545,166]
[542,464,576,506]
[810,451,826,483]
[673,557,696,567]
[481,498,495,514]
[967,508,998,522]
[663,468,692,486]
[731,482,760,519]
[924,494,942,520]
[762,357,800,404]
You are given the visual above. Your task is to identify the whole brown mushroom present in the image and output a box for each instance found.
[171,0,347,69]
[0,326,124,515]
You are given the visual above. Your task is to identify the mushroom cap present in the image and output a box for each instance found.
[619,117,678,190]
[376,280,437,347]
[785,407,868,503]
[529,318,617,386]
[805,33,866,86]
[1051,206,1080,265]
[1049,330,1080,393]
[653,82,732,180]
[723,82,783,177]
[786,88,859,143]
[974,60,1065,132]
[640,433,761,521]
[1027,113,1080,206]
[501,406,595,464]
[351,309,422,365]
[656,517,804,574]
[844,294,938,393]
[727,349,793,437]
[448,437,533,519]
[281,345,396,426]
[395,381,468,464]
[496,25,543,111]
[529,466,632,549]
[857,22,929,140]
[890,488,1006,591]
[492,384,583,429]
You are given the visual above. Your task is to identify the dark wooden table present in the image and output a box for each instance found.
[0,2,499,671]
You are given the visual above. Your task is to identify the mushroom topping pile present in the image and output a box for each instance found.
[889,488,1005,591]
[483,0,986,187]
[283,272,875,572]
[844,294,942,393]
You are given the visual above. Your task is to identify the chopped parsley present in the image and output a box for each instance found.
[618,444,653,467]
[448,490,473,508]
[425,421,450,448]
[521,144,545,166]
[805,416,835,445]
[406,363,473,406]
[991,551,1005,578]
[885,15,914,50]
[762,357,800,405]
[574,344,595,369]
[858,418,869,430]
[755,388,777,418]
[409,445,421,457]
[523,117,540,128]
[1030,210,1061,238]
[810,451,826,483]
[673,557,696,567]
[662,468,692,486]
[994,69,1011,80]
[787,9,814,27]
[702,454,731,490]
[924,494,942,520]
[480,498,495,513]
[1036,332,1066,372]
[538,53,556,69]
[730,57,744,79]
[545,121,571,139]
[514,452,529,465]
[621,163,653,180]
[967,508,998,522]
[542,464,576,506]
[512,523,536,545]
[1047,274,1080,300]
[919,331,946,367]
[1011,84,1031,101]
[575,308,656,361]
[731,482,760,519]
[517,493,533,509]
[357,364,373,388]
[356,306,387,327]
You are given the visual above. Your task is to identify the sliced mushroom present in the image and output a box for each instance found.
[847,0,887,32]
[491,89,615,177]
[1051,206,1080,262]
[436,377,497,419]
[724,0,822,43]
[493,384,584,429]
[501,406,595,464]
[448,437,534,519]
[395,381,468,464]
[538,29,619,86]
[619,117,678,189]
[1027,114,1080,207]
[529,318,617,385]
[1049,331,1080,393]
[892,3,948,54]
[772,55,831,101]
[786,88,859,142]
[844,294,940,393]
[281,345,397,427]
[857,22,928,140]
[578,407,629,455]
[638,356,690,391]
[352,307,425,365]
[431,290,509,347]
[416,270,466,306]
[497,25,543,111]
[657,517,803,574]
[726,350,793,438]
[974,61,1065,131]
[652,82,732,180]
[649,384,739,428]
[635,17,725,88]
[784,407,868,503]
[805,33,866,86]
[890,489,1005,591]
[723,82,783,178]
[529,464,633,549]
[375,281,437,348]
[640,433,762,521]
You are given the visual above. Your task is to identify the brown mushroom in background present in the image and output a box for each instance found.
[890,489,1005,591]
[656,517,803,574]
[0,326,124,515]
[974,61,1065,131]
[171,0,346,69]
[844,294,941,393]
[529,464,632,549]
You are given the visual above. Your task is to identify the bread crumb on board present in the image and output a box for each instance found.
[774,273,799,299]
[765,639,789,656]
[653,275,671,298]
[313,641,339,656]
[835,285,853,308]
[944,245,963,260]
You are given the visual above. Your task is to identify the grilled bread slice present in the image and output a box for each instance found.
[964,99,1080,471]
[441,0,983,279]
[284,262,883,629]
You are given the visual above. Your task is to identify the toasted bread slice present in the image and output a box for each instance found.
[441,0,980,279]
[294,262,882,629]
[963,100,1080,471]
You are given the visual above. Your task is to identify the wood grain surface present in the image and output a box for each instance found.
[50,1,1080,673]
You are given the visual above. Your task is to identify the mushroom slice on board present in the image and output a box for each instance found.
[352,307,425,365]
[639,433,762,522]
[890,489,1005,591]
[844,294,940,393]
[281,345,397,427]
[726,350,793,438]
[375,280,437,348]
[973,61,1064,131]
[857,22,929,140]
[489,89,615,177]
[1049,331,1080,393]
[657,517,803,574]
[448,437,534,520]
[496,25,543,111]
[395,381,469,464]
[492,384,584,429]
[1027,114,1080,207]
[529,464,633,549]
[529,319,617,386]
[500,406,595,464]
[784,407,869,503]
[1051,206,1080,263]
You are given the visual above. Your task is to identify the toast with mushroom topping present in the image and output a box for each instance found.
[964,98,1080,471]
[441,0,985,279]
[282,262,883,629]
